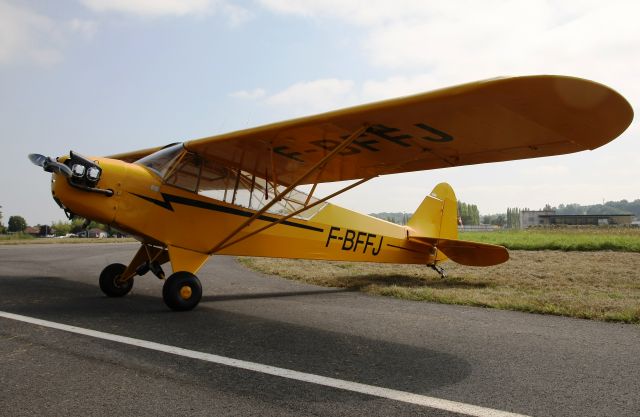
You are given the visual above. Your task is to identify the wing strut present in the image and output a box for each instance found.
[208,124,370,254]
[212,175,374,253]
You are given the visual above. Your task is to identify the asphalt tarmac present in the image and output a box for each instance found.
[0,243,638,416]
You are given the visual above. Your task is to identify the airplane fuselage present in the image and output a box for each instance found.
[51,156,438,275]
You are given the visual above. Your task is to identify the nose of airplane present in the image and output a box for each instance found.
[29,151,125,224]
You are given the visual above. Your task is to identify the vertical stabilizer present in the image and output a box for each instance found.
[407,183,458,240]
[407,183,508,267]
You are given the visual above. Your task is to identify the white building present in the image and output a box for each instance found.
[519,210,556,228]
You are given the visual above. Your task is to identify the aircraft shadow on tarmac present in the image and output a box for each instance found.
[202,288,353,302]
[330,274,491,290]
[0,274,472,398]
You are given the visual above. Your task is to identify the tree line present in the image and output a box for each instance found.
[371,198,640,228]
[556,200,640,216]
[0,210,109,237]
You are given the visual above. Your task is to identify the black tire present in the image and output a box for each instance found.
[162,271,202,311]
[99,263,134,297]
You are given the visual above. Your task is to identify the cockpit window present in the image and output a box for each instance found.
[134,143,326,219]
[164,152,202,192]
[135,143,185,178]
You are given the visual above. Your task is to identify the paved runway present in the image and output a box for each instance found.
[1,243,639,416]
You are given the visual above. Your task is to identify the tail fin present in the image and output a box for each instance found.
[407,182,458,240]
[408,183,509,266]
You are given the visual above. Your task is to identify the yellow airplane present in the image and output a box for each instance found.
[29,75,633,311]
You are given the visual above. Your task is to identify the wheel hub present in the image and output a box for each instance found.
[179,285,193,300]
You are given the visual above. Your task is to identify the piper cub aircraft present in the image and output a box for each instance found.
[30,75,633,311]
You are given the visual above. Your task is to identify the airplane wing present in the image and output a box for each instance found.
[108,145,167,163]
[108,75,633,186]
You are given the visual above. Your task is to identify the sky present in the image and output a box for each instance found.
[1,0,638,226]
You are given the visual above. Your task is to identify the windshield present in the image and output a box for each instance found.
[135,143,185,178]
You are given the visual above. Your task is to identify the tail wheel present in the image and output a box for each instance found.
[99,263,134,297]
[162,271,202,311]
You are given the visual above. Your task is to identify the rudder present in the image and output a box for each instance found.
[407,182,458,240]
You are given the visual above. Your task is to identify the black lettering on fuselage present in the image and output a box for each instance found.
[326,226,341,247]
[354,232,366,252]
[364,234,375,253]
[372,237,384,256]
[325,226,384,256]
[342,229,356,250]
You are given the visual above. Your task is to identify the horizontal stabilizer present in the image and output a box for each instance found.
[410,237,509,266]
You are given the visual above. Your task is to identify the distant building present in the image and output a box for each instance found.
[24,226,42,237]
[538,214,633,226]
[520,210,555,228]
[78,228,108,238]
[520,210,634,228]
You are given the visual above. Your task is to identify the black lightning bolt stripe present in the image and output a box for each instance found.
[130,192,324,233]
[386,243,426,254]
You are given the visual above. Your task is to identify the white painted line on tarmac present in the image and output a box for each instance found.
[1,311,529,417]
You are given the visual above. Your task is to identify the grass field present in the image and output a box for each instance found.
[239,228,640,323]
[459,227,640,252]
[240,252,640,323]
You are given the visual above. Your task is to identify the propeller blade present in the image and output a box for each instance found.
[28,153,72,177]
[28,153,48,167]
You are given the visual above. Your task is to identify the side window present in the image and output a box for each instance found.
[165,153,202,192]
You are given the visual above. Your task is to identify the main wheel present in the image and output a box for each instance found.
[162,271,202,311]
[99,263,134,297]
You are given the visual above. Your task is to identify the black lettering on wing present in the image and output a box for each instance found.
[415,123,453,143]
[273,146,304,162]
[367,124,413,147]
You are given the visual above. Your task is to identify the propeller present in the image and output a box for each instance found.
[28,153,72,177]
[28,153,48,167]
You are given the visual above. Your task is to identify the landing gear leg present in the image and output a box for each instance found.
[99,244,169,297]
[123,244,170,280]
[429,264,447,279]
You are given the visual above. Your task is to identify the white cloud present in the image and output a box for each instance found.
[259,1,640,103]
[0,1,98,67]
[0,0,248,67]
[0,1,62,66]
[79,0,252,22]
[80,0,215,16]
[365,1,639,84]
[259,0,435,25]
[264,78,357,114]
[361,74,442,101]
[230,88,267,100]
[220,2,253,26]
[68,18,98,39]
